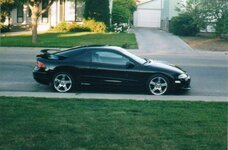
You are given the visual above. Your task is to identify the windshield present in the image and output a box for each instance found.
[121,49,146,64]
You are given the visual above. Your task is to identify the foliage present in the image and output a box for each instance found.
[84,0,110,27]
[0,0,17,22]
[177,0,228,36]
[112,4,129,24]
[83,19,106,33]
[170,13,199,36]
[212,1,228,36]
[52,20,106,33]
[176,0,207,30]
[110,23,130,33]
[0,23,10,32]
[66,22,90,32]
[52,22,90,32]
[215,13,228,35]
[112,0,136,25]
[52,22,68,32]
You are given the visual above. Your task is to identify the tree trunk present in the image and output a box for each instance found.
[31,4,39,43]
[31,15,38,43]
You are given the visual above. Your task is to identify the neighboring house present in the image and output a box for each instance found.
[134,0,184,30]
[7,0,114,31]
[7,0,85,31]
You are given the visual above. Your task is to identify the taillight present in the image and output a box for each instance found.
[37,61,46,68]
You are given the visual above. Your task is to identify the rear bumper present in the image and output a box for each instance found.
[33,67,51,85]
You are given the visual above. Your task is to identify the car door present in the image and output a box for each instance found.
[89,49,139,87]
[67,50,94,85]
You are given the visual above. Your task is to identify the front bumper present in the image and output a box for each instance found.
[174,75,191,90]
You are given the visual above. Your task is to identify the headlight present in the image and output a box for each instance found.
[178,73,188,79]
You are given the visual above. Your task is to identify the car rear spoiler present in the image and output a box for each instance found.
[40,49,60,55]
[37,49,61,59]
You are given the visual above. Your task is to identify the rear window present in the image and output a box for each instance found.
[71,51,91,62]
[55,48,84,57]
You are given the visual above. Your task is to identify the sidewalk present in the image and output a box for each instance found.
[0,91,227,102]
[0,30,47,37]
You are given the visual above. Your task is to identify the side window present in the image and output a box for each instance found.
[73,52,91,62]
[92,51,129,65]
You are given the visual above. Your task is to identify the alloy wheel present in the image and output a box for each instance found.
[53,73,73,92]
[148,76,168,95]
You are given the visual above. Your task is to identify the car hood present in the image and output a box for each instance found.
[144,59,185,74]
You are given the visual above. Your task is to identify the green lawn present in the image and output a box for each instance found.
[0,97,227,150]
[0,32,138,49]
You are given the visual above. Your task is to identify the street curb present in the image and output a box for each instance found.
[0,92,227,102]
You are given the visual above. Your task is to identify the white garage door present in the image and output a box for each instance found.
[134,9,161,28]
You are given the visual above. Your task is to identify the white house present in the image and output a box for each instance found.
[7,0,114,31]
[7,0,84,31]
[134,0,184,30]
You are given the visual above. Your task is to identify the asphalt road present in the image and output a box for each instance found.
[0,47,227,100]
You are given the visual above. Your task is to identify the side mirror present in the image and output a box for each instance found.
[126,62,135,69]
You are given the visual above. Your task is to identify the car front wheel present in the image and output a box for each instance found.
[52,72,74,92]
[147,74,170,95]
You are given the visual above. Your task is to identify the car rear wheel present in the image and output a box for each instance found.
[52,72,74,92]
[147,74,170,95]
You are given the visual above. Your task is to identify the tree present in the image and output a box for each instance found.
[203,0,228,36]
[1,0,56,42]
[17,0,55,43]
[84,0,110,27]
[177,0,228,37]
[176,0,207,30]
[0,0,17,23]
[112,0,136,25]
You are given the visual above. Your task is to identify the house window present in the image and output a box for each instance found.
[42,0,49,23]
[76,1,85,21]
[65,0,75,21]
[17,3,23,23]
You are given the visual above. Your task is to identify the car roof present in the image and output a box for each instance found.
[55,45,127,57]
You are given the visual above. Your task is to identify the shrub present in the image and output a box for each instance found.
[53,22,68,32]
[67,23,90,32]
[215,13,228,36]
[83,19,106,33]
[110,23,130,33]
[112,0,136,25]
[0,23,10,33]
[52,22,90,32]
[170,13,199,36]
[52,20,106,33]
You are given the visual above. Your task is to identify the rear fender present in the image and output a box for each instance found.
[53,66,75,77]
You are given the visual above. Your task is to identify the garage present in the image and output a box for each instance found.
[134,0,162,28]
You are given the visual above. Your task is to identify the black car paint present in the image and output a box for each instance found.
[33,46,190,93]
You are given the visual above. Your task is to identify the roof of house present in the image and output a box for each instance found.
[137,0,153,6]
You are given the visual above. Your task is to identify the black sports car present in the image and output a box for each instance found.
[33,45,191,95]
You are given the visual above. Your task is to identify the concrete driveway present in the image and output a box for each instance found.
[134,27,193,53]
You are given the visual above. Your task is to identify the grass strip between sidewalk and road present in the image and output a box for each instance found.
[0,97,227,150]
[0,32,138,49]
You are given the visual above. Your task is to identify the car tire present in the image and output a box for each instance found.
[52,72,74,92]
[147,74,170,95]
